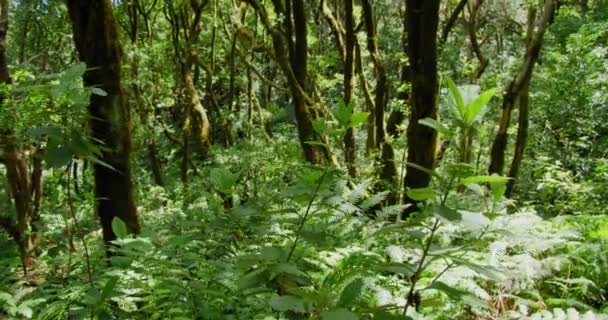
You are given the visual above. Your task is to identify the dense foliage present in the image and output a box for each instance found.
[0,0,607,319]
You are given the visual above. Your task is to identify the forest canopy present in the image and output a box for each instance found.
[0,0,607,319]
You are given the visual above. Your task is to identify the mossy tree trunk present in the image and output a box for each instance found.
[67,0,140,243]
[0,0,41,274]
[402,0,441,217]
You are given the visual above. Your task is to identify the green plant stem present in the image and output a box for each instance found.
[66,162,94,287]
[423,224,490,288]
[403,177,453,315]
[286,168,328,263]
[403,218,440,316]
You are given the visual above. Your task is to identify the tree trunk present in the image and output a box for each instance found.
[489,0,555,175]
[506,82,529,197]
[291,0,329,164]
[0,0,40,274]
[343,0,356,176]
[249,0,329,164]
[67,0,140,243]
[402,0,441,217]
[361,0,388,152]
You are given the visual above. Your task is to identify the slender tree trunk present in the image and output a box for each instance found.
[361,0,388,152]
[402,0,441,217]
[489,0,555,174]
[67,0,140,243]
[249,0,328,164]
[506,82,529,197]
[439,0,468,46]
[467,0,489,80]
[291,0,328,164]
[0,0,40,274]
[380,9,408,203]
[343,0,356,176]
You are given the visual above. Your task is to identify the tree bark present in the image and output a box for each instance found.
[247,0,329,164]
[506,82,529,197]
[67,0,140,243]
[402,0,441,217]
[467,0,489,80]
[361,0,388,152]
[489,0,556,175]
[0,0,40,274]
[343,0,356,176]
[439,0,468,46]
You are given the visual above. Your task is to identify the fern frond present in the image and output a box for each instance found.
[360,191,390,211]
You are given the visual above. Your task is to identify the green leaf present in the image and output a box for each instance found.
[434,205,462,221]
[269,295,307,313]
[465,88,497,124]
[446,77,465,121]
[450,257,503,280]
[381,263,416,277]
[313,118,327,134]
[209,168,239,193]
[322,308,358,320]
[44,144,72,168]
[334,99,353,126]
[426,281,487,308]
[419,118,451,136]
[372,311,413,320]
[406,188,437,201]
[91,87,108,96]
[111,217,128,239]
[490,181,507,203]
[461,175,510,185]
[350,112,369,128]
[338,278,365,307]
[100,276,120,301]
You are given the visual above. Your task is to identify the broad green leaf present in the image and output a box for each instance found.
[111,217,128,239]
[465,88,497,124]
[101,276,120,301]
[313,118,327,134]
[426,281,487,308]
[446,77,465,121]
[44,144,72,168]
[322,308,358,320]
[418,118,451,136]
[334,99,353,126]
[490,181,507,203]
[450,257,503,280]
[350,112,370,128]
[434,205,462,221]
[406,188,437,201]
[381,262,416,277]
[209,168,239,193]
[269,295,307,313]
[338,278,365,306]
[461,175,510,185]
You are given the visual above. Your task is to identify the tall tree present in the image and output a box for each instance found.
[343,0,356,176]
[488,0,556,175]
[67,0,140,243]
[247,0,330,164]
[0,0,42,274]
[402,0,441,216]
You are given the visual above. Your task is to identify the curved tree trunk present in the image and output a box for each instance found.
[489,0,555,175]
[248,0,329,164]
[402,0,441,217]
[67,0,140,243]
